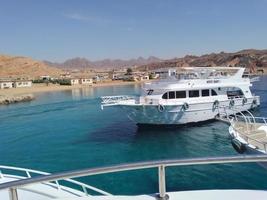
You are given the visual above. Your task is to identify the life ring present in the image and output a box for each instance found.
[212,100,219,111]
[229,99,235,108]
[182,102,189,111]
[231,138,246,154]
[242,97,247,105]
[158,104,165,112]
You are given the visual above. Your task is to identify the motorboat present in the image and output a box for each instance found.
[1,155,267,200]
[101,67,260,125]
[228,110,267,154]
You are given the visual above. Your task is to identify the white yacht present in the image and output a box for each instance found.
[101,67,260,125]
[1,155,267,200]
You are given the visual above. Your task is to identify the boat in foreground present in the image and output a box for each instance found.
[1,155,267,200]
[101,67,260,125]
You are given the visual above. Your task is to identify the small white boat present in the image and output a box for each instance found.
[101,67,260,125]
[1,155,267,200]
[228,110,267,154]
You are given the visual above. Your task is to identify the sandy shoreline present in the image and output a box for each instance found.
[0,81,142,96]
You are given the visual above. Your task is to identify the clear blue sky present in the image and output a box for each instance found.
[0,0,267,62]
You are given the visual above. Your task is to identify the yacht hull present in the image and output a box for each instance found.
[120,97,260,125]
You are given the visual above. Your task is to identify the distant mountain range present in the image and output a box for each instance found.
[44,49,267,71]
[1,49,267,78]
[138,49,267,71]
[44,56,162,69]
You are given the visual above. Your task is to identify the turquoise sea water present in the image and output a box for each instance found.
[1,77,267,195]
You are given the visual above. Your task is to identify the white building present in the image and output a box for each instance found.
[153,68,177,79]
[70,79,79,85]
[13,80,32,88]
[0,81,13,89]
[79,78,93,85]
[60,73,71,79]
[140,75,150,81]
[40,75,51,80]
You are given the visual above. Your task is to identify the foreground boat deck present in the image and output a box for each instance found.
[2,156,267,200]
[1,174,267,200]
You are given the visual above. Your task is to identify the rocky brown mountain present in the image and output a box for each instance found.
[0,55,63,78]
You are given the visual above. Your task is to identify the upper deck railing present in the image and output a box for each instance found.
[1,155,267,200]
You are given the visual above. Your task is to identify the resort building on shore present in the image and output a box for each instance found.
[13,80,32,88]
[70,78,80,85]
[126,74,150,82]
[79,78,93,85]
[0,80,13,89]
[59,78,93,86]
[139,75,149,81]
[0,79,32,89]
[60,73,71,79]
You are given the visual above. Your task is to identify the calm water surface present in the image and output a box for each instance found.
[1,77,267,195]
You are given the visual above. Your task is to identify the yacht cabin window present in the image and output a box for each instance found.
[162,91,186,99]
[201,89,210,97]
[189,90,199,98]
[211,89,217,96]
[162,92,168,99]
[176,91,186,98]
[227,88,244,98]
[169,91,175,99]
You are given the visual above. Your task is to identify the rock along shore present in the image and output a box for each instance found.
[0,94,34,105]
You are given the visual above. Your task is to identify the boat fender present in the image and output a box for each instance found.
[250,99,257,109]
[212,100,219,111]
[158,104,165,112]
[231,138,246,154]
[182,102,189,111]
[242,97,247,105]
[229,99,235,108]
[252,99,257,107]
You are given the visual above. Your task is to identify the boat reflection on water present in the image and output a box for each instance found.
[71,88,95,100]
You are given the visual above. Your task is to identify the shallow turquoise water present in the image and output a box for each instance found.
[1,78,267,195]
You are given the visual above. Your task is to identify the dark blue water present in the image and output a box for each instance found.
[1,78,267,195]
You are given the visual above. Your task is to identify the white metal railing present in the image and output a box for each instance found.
[239,116,267,125]
[1,156,267,200]
[0,165,111,197]
[100,95,161,107]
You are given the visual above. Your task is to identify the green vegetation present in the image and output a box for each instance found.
[126,68,133,75]
[33,79,71,85]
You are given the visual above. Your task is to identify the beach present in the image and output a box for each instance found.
[0,81,141,96]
